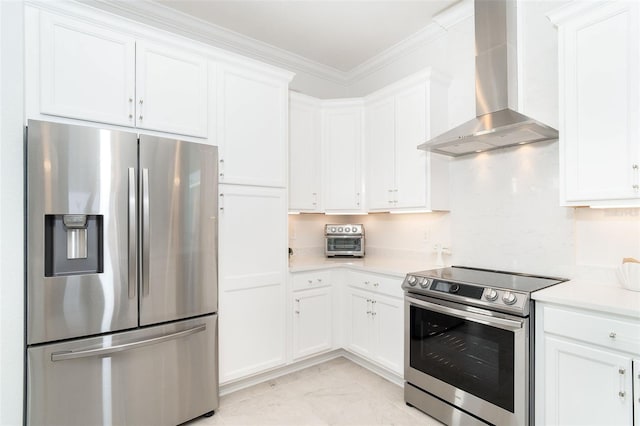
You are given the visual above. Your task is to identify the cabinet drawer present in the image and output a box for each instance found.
[543,305,640,354]
[347,271,403,298]
[291,270,331,291]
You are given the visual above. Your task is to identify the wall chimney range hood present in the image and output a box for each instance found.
[418,0,558,157]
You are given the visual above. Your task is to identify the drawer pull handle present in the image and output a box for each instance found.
[609,332,616,339]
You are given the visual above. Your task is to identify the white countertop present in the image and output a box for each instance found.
[288,253,438,278]
[292,255,640,320]
[533,280,640,320]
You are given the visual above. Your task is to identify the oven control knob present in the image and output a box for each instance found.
[330,227,337,232]
[485,288,498,301]
[502,291,518,305]
[338,227,343,232]
[407,276,417,286]
[419,278,431,288]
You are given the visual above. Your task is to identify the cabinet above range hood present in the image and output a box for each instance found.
[418,0,558,157]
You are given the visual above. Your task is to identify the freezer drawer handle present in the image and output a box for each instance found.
[50,324,206,362]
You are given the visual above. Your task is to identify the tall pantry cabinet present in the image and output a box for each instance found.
[216,62,294,383]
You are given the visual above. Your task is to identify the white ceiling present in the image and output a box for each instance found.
[153,1,459,72]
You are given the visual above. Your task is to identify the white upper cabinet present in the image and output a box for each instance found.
[39,12,136,128]
[366,97,396,210]
[289,93,322,212]
[217,64,291,187]
[550,1,640,206]
[135,41,207,137]
[365,71,450,212]
[322,100,365,213]
[33,10,208,138]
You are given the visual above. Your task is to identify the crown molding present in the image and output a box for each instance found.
[433,0,473,30]
[80,0,348,85]
[74,0,472,88]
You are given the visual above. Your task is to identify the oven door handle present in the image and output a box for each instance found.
[407,296,524,332]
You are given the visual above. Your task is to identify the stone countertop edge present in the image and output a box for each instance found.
[533,280,640,320]
[288,255,440,278]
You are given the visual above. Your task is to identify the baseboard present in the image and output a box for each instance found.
[219,349,404,396]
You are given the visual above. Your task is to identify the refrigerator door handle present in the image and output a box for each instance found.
[142,167,150,296]
[128,167,136,299]
[50,324,206,362]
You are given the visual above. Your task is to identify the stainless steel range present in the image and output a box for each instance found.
[402,266,567,426]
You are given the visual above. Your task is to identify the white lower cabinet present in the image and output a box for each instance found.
[537,303,640,426]
[345,286,403,375]
[292,287,333,360]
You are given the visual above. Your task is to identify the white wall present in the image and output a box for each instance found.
[0,1,25,425]
[289,212,451,264]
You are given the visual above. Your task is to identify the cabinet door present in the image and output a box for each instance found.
[365,97,396,210]
[322,105,364,212]
[394,83,429,209]
[559,2,640,203]
[39,12,135,126]
[292,287,332,360]
[371,294,404,375]
[345,289,373,358]
[136,41,207,137]
[544,335,633,425]
[289,94,321,211]
[218,66,288,187]
[218,185,287,382]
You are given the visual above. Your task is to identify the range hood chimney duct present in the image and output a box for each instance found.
[418,0,558,156]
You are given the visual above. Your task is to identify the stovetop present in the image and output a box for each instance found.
[402,266,568,316]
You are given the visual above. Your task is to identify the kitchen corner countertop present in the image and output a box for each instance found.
[288,254,438,278]
[533,280,640,320]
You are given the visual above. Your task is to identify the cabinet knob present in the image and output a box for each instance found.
[295,310,300,314]
[633,184,639,192]
[129,114,133,119]
[364,281,370,285]
[317,278,322,282]
[139,99,144,104]
[219,173,224,178]
[609,332,617,339]
[618,391,626,398]
[619,368,625,375]
[373,282,379,287]
[129,98,133,103]
[139,115,143,120]
[632,164,639,170]
[295,298,300,302]
[308,280,313,284]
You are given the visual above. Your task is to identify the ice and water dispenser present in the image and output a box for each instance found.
[44,214,104,276]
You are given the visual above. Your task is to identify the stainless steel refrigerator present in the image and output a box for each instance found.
[25,120,219,425]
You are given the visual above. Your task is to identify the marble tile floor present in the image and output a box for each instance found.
[184,357,443,426]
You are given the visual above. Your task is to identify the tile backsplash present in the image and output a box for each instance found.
[289,141,640,285]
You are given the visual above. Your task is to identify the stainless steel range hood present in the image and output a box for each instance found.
[418,0,558,157]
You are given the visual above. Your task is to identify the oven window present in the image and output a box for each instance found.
[326,237,361,252]
[409,305,515,412]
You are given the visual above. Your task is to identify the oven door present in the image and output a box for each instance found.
[325,236,363,256]
[405,293,529,426]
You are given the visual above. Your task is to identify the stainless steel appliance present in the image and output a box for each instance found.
[418,0,558,156]
[402,266,567,425]
[324,224,364,257]
[25,120,219,425]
